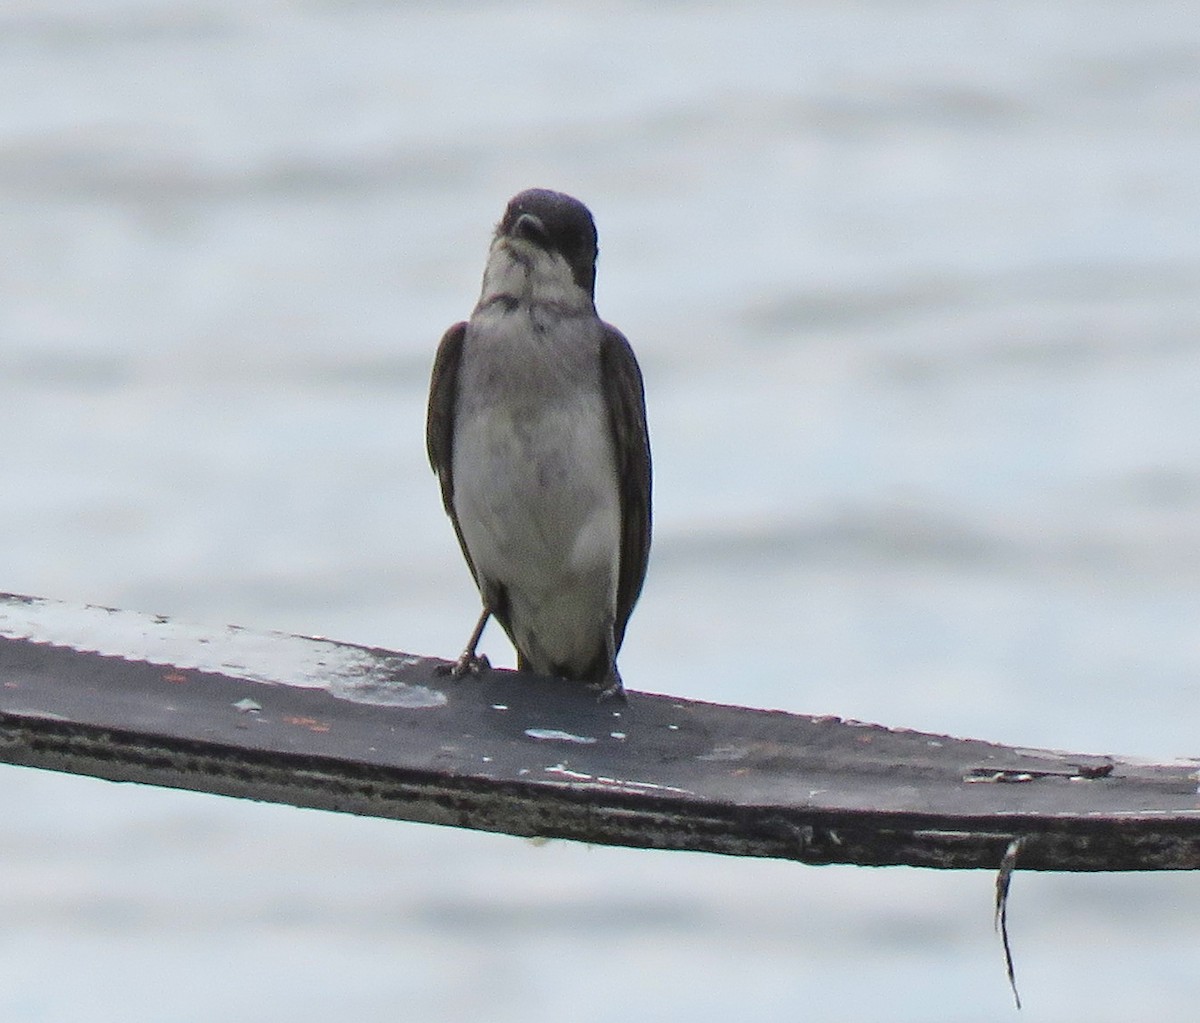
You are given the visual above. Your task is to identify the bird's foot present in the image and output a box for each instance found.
[589,678,627,704]
[436,651,492,679]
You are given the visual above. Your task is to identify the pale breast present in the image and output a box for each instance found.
[450,306,622,665]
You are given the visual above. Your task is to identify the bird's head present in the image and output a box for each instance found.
[479,189,600,308]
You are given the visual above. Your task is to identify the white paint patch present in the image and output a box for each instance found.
[539,767,693,796]
[523,728,598,745]
[0,595,446,709]
[544,763,593,781]
[612,779,692,795]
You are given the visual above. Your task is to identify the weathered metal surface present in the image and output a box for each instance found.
[0,593,1197,871]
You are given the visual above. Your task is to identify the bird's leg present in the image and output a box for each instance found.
[439,606,492,678]
[587,624,627,703]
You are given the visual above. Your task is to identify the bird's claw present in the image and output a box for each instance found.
[589,678,627,704]
[436,651,491,679]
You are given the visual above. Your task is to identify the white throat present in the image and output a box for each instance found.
[476,237,592,314]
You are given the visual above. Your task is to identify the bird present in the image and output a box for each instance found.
[426,188,651,700]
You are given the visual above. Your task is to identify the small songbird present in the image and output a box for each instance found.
[426,189,651,700]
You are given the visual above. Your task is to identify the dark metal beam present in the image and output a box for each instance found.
[1,593,1197,871]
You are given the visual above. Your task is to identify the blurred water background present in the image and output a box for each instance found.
[2,1,1199,1020]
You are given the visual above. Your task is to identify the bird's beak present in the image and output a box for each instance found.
[511,212,549,246]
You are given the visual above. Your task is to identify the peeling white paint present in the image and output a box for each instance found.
[524,728,597,745]
[544,763,593,781]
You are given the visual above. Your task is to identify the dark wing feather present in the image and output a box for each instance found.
[599,324,652,653]
[427,322,483,585]
[426,322,467,511]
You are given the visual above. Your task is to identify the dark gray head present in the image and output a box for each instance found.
[497,189,599,298]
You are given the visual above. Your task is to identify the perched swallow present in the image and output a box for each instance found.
[426,188,651,699]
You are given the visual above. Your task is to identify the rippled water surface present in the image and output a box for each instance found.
[2,2,1199,1020]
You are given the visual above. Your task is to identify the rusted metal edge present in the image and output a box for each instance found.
[1,592,1198,871]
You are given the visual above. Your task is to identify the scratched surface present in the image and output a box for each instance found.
[1,593,1197,871]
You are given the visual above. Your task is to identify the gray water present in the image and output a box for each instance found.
[2,1,1199,1020]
